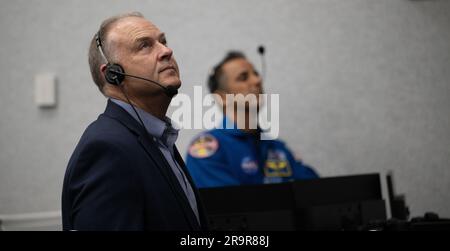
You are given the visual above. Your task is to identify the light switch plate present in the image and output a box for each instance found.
[35,73,57,108]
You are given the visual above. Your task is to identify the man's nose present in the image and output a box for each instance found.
[157,43,173,61]
[251,73,262,88]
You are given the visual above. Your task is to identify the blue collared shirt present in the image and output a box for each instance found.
[110,98,200,223]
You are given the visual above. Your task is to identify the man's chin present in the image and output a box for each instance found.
[161,77,181,89]
[169,80,182,89]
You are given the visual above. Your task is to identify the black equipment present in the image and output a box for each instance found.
[199,173,387,230]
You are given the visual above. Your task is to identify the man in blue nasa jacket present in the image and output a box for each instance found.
[186,51,318,188]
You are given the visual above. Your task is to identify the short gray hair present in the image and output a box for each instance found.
[88,11,144,93]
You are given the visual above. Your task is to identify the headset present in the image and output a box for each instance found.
[94,32,178,97]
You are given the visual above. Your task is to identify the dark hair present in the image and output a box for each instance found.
[207,51,246,93]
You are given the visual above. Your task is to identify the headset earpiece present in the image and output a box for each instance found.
[105,63,125,85]
[95,32,122,85]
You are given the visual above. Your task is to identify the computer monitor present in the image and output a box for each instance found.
[292,173,386,230]
[199,182,297,230]
[198,173,387,230]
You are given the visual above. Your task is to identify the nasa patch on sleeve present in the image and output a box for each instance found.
[188,134,219,159]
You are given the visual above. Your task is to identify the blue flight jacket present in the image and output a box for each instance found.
[186,118,319,188]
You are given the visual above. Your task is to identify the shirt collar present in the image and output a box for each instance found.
[110,98,179,144]
[218,116,249,137]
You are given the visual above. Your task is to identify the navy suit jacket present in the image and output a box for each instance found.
[62,100,208,230]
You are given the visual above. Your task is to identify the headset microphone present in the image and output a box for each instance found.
[257,45,266,81]
[258,45,265,55]
[106,66,178,98]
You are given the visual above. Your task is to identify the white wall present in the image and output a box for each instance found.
[1,0,449,221]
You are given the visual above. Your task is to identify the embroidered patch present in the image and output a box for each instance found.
[263,149,292,178]
[241,157,259,174]
[189,134,219,158]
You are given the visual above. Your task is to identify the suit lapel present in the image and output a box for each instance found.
[174,146,209,229]
[174,146,198,192]
[137,136,200,229]
[103,100,200,230]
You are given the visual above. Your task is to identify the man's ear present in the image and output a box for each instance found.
[99,64,118,95]
[213,89,227,108]
[214,89,226,100]
[99,64,107,77]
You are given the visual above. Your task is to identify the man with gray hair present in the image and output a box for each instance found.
[62,12,207,230]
